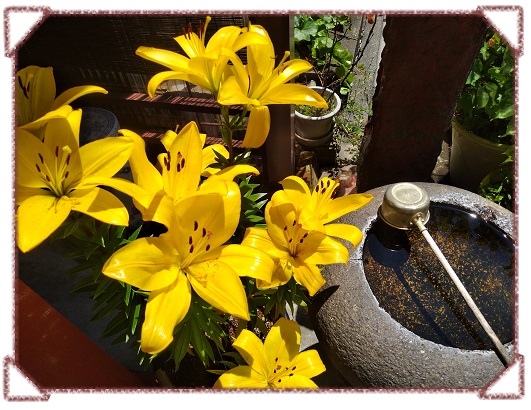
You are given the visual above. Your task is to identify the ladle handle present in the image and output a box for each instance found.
[413,217,511,367]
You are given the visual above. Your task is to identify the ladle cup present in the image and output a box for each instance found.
[378,182,511,367]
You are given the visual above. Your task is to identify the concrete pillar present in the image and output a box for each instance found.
[356,15,487,193]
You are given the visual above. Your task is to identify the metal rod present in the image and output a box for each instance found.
[412,216,511,367]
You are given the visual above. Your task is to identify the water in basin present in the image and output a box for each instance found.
[363,203,514,350]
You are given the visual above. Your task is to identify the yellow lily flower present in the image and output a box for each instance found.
[242,196,349,296]
[119,122,258,227]
[136,16,268,98]
[16,65,107,127]
[16,106,143,253]
[217,24,328,148]
[277,175,373,247]
[102,183,275,354]
[214,317,325,389]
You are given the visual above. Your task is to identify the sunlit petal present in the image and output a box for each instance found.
[119,129,163,193]
[162,121,203,202]
[20,104,73,135]
[80,176,149,208]
[270,374,319,389]
[205,164,259,182]
[52,85,107,110]
[260,83,328,107]
[200,244,275,283]
[324,223,363,248]
[242,106,270,148]
[291,350,327,379]
[79,136,134,179]
[213,366,268,389]
[279,175,311,206]
[16,66,56,125]
[16,194,71,253]
[186,259,250,320]
[217,75,255,106]
[264,201,297,249]
[70,187,129,226]
[298,233,348,265]
[232,329,268,377]
[264,317,300,368]
[319,193,373,224]
[291,261,326,297]
[16,128,53,189]
[102,236,179,291]
[242,227,289,261]
[135,46,191,71]
[141,272,191,354]
[146,71,198,98]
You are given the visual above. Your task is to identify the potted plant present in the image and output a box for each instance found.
[450,29,515,193]
[292,15,354,145]
[293,14,378,145]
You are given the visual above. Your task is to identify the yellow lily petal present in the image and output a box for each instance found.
[217,75,255,106]
[79,136,134,179]
[242,106,270,148]
[20,104,74,135]
[186,259,250,321]
[318,193,373,224]
[268,59,315,89]
[159,129,178,152]
[137,191,176,228]
[256,260,293,290]
[119,129,163,193]
[102,236,180,291]
[16,128,55,189]
[292,261,326,297]
[232,329,269,377]
[175,32,207,58]
[160,121,203,202]
[204,25,247,54]
[141,272,192,354]
[214,366,268,389]
[16,66,55,126]
[264,201,298,249]
[146,71,200,98]
[260,83,328,107]
[269,374,319,389]
[81,176,149,208]
[39,108,82,160]
[201,244,275,283]
[280,175,312,206]
[15,185,46,205]
[242,227,289,261]
[135,46,191,71]
[298,233,349,265]
[264,317,300,368]
[52,85,107,110]
[205,164,259,182]
[16,194,71,253]
[70,187,130,226]
[324,223,363,248]
[291,349,327,379]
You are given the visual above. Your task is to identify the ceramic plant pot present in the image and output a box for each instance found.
[449,120,511,193]
[294,86,341,146]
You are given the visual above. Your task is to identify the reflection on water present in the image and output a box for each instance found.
[363,203,514,350]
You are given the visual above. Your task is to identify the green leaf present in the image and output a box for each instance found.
[91,292,123,321]
[475,87,490,109]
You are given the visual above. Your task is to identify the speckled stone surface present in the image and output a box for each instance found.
[309,182,515,388]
